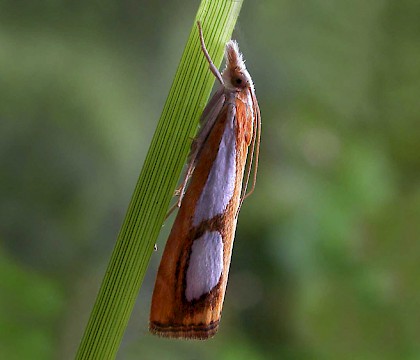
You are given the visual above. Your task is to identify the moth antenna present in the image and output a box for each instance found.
[197,21,224,85]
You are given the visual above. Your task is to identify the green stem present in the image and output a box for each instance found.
[76,0,243,358]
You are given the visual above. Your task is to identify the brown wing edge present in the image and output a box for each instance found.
[149,319,220,340]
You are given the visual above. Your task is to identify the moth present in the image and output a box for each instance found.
[149,21,261,340]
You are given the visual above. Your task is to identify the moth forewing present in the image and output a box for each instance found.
[149,22,260,340]
[166,87,225,218]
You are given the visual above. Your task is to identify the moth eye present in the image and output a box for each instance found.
[235,78,243,85]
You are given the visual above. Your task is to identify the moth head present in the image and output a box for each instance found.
[222,40,253,91]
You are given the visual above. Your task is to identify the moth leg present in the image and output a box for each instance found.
[236,121,256,217]
[248,93,261,198]
[165,159,195,219]
[165,136,201,219]
[237,92,261,216]
[197,21,224,85]
[173,186,182,197]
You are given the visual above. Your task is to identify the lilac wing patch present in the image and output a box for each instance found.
[193,106,236,227]
[185,231,223,301]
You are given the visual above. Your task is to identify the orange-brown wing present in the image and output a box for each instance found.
[150,92,253,339]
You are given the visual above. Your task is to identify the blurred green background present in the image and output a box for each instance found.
[1,0,419,359]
